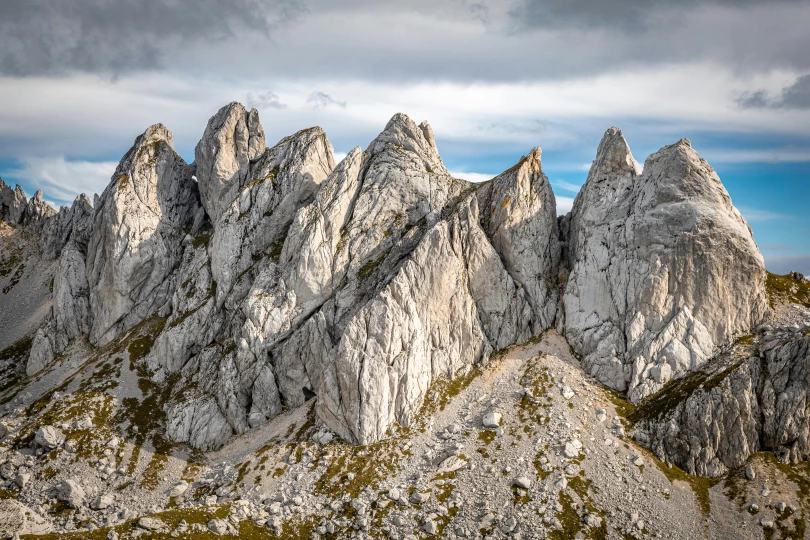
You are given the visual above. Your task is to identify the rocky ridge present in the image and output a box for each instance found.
[0,105,808,539]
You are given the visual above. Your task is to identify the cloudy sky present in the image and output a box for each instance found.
[0,0,808,273]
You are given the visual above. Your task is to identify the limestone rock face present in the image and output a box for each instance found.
[0,179,56,227]
[85,124,201,345]
[40,194,94,259]
[562,129,769,400]
[209,125,335,300]
[14,106,777,458]
[477,147,560,338]
[237,113,560,444]
[195,102,266,223]
[52,244,91,351]
[0,180,30,225]
[634,330,810,477]
[26,328,54,376]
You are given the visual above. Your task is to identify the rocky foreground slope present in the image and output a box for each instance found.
[0,103,808,539]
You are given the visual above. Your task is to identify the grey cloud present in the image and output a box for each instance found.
[307,92,346,108]
[1,0,809,83]
[0,0,306,76]
[509,0,805,32]
[246,91,288,110]
[738,74,810,109]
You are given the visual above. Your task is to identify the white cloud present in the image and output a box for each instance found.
[2,62,809,165]
[737,206,792,223]
[551,179,582,194]
[556,196,575,215]
[8,156,117,207]
[447,170,494,183]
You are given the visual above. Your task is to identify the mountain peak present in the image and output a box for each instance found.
[194,101,267,222]
[592,126,640,177]
[365,112,447,176]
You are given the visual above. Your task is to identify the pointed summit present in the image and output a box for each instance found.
[364,113,447,176]
[592,127,640,178]
[195,102,267,222]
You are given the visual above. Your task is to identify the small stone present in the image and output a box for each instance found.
[482,412,502,428]
[34,426,65,450]
[555,477,568,489]
[500,516,518,533]
[137,517,165,531]
[91,494,114,510]
[513,477,532,490]
[409,491,430,504]
[351,499,368,514]
[167,481,189,498]
[13,473,30,489]
[761,520,774,529]
[438,455,467,474]
[561,386,575,399]
[633,457,644,467]
[777,502,786,512]
[760,487,771,497]
[387,488,401,501]
[208,518,230,535]
[106,532,119,540]
[564,443,579,459]
[584,514,602,528]
[424,520,438,534]
[745,465,756,480]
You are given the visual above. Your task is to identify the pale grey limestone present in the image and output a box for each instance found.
[85,123,200,345]
[635,331,810,477]
[562,128,769,401]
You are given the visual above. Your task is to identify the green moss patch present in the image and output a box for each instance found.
[766,271,810,309]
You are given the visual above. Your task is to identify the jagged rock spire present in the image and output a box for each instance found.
[85,122,200,345]
[562,128,769,400]
[194,102,267,223]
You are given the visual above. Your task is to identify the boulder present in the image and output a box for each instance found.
[0,499,51,536]
[137,517,165,531]
[34,425,65,450]
[91,494,114,510]
[482,412,502,428]
[55,479,85,509]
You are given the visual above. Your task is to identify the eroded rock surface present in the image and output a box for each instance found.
[634,327,810,477]
[85,124,201,345]
[562,128,769,401]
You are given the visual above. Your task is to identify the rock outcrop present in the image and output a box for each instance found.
[236,113,560,444]
[0,179,56,227]
[40,193,94,259]
[85,124,202,345]
[10,107,774,454]
[562,129,769,401]
[634,328,810,477]
[195,102,267,223]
